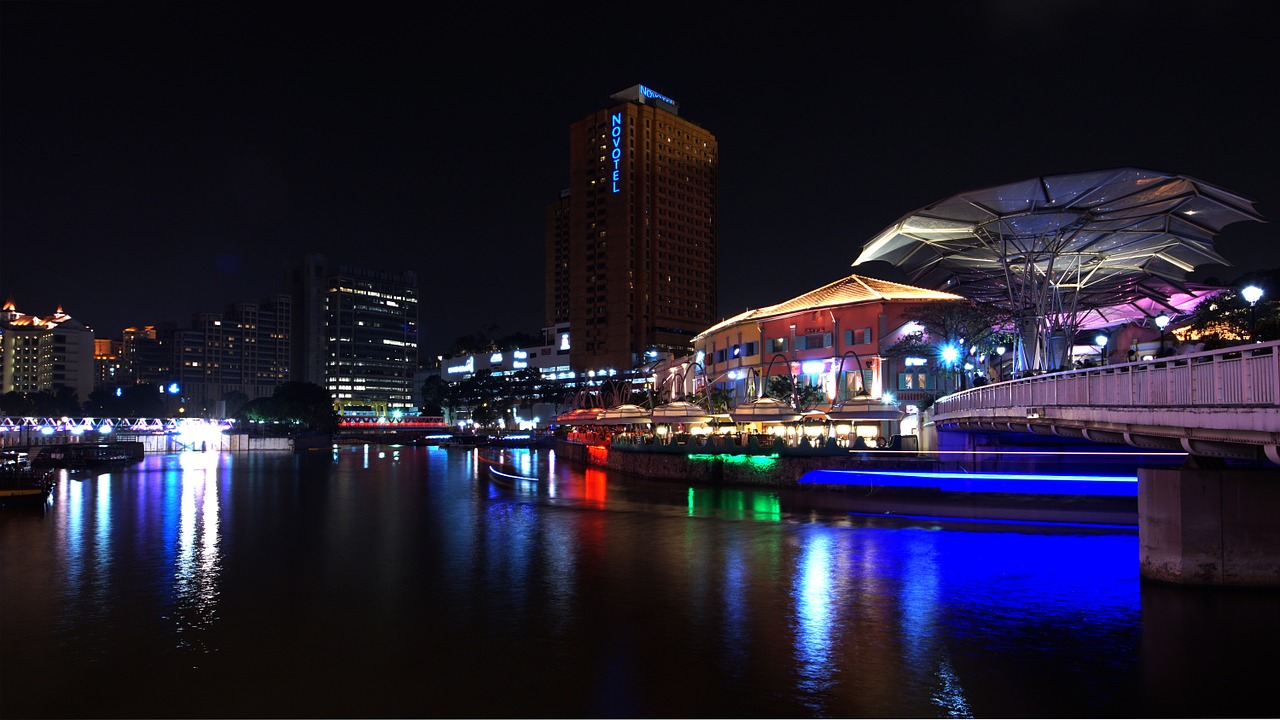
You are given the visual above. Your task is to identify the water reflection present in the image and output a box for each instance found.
[4,447,1274,719]
[172,450,221,655]
[793,531,837,712]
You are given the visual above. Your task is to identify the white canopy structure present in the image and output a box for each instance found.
[594,404,651,425]
[728,397,802,424]
[650,401,713,425]
[854,168,1266,371]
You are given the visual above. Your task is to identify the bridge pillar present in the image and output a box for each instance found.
[1139,464,1280,587]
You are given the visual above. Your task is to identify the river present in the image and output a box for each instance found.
[1,445,1275,718]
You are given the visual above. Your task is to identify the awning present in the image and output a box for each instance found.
[826,398,904,422]
[554,407,605,426]
[728,398,802,424]
[651,401,713,424]
[594,404,652,425]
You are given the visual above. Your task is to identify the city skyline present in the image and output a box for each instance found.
[2,1,1275,353]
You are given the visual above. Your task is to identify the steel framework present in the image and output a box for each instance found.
[855,168,1266,372]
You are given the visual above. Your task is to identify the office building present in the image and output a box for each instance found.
[290,253,420,417]
[548,84,718,372]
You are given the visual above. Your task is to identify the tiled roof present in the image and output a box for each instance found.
[698,274,961,337]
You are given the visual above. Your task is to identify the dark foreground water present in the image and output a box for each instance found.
[2,446,1276,719]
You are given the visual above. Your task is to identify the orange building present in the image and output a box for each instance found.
[690,273,963,413]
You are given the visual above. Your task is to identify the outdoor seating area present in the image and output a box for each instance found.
[557,399,916,457]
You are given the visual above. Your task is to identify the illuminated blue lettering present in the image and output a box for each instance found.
[611,112,622,193]
[638,85,677,106]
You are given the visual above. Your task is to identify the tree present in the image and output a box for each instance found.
[881,299,1014,389]
[273,381,340,432]
[764,375,826,411]
[419,375,448,417]
[234,381,338,433]
[221,390,251,418]
[1185,273,1280,348]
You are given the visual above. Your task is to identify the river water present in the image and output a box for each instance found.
[1,445,1275,719]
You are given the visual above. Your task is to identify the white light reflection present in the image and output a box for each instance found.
[792,531,836,712]
[173,450,222,657]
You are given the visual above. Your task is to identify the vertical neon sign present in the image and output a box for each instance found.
[611,112,622,193]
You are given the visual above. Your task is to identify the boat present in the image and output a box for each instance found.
[1,451,56,506]
[29,442,143,469]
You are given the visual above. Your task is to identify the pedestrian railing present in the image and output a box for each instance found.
[935,340,1280,415]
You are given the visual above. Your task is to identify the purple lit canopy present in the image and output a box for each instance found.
[853,168,1267,370]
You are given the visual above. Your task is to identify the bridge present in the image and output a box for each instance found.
[930,339,1280,465]
[929,340,1280,587]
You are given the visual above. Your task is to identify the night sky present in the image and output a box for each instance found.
[2,1,1275,355]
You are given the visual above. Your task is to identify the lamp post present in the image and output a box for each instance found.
[995,346,1006,382]
[940,344,959,393]
[1155,313,1170,355]
[1242,285,1263,342]
[1095,334,1108,366]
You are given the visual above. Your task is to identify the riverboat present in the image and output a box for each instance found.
[29,442,143,469]
[1,452,55,505]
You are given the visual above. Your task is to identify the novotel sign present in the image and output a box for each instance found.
[638,85,676,106]
[611,112,623,193]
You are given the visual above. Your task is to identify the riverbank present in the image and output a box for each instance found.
[553,437,1140,526]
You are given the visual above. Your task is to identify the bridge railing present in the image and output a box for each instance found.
[934,340,1280,415]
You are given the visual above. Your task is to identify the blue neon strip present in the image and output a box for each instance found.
[846,511,1137,530]
[800,469,1137,496]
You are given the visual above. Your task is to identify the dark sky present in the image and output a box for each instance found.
[2,1,1275,354]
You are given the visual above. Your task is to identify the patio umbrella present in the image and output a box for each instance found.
[651,401,713,425]
[853,168,1265,371]
[826,395,904,422]
[554,407,605,426]
[728,397,802,424]
[595,404,652,425]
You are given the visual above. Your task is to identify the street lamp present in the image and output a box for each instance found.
[995,346,1006,382]
[1242,285,1263,341]
[1155,313,1170,354]
[1094,334,1108,366]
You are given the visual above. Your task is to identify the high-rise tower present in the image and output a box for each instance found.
[548,84,718,372]
[290,253,420,418]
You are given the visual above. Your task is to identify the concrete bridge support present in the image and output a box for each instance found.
[1139,464,1280,587]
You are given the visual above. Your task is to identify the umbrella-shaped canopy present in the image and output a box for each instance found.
[827,395,904,422]
[728,397,802,424]
[1074,283,1225,330]
[651,401,713,425]
[854,168,1265,370]
[554,407,605,426]
[595,404,651,425]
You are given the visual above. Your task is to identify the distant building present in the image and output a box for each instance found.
[548,84,718,373]
[433,322,586,428]
[172,295,292,415]
[290,253,420,418]
[0,300,96,402]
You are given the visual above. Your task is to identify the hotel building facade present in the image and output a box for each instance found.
[547,84,718,373]
[0,301,96,402]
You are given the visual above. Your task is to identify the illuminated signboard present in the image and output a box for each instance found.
[447,356,474,374]
[639,85,676,106]
[490,352,503,363]
[611,112,623,193]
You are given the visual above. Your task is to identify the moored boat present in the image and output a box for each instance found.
[1,452,55,506]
